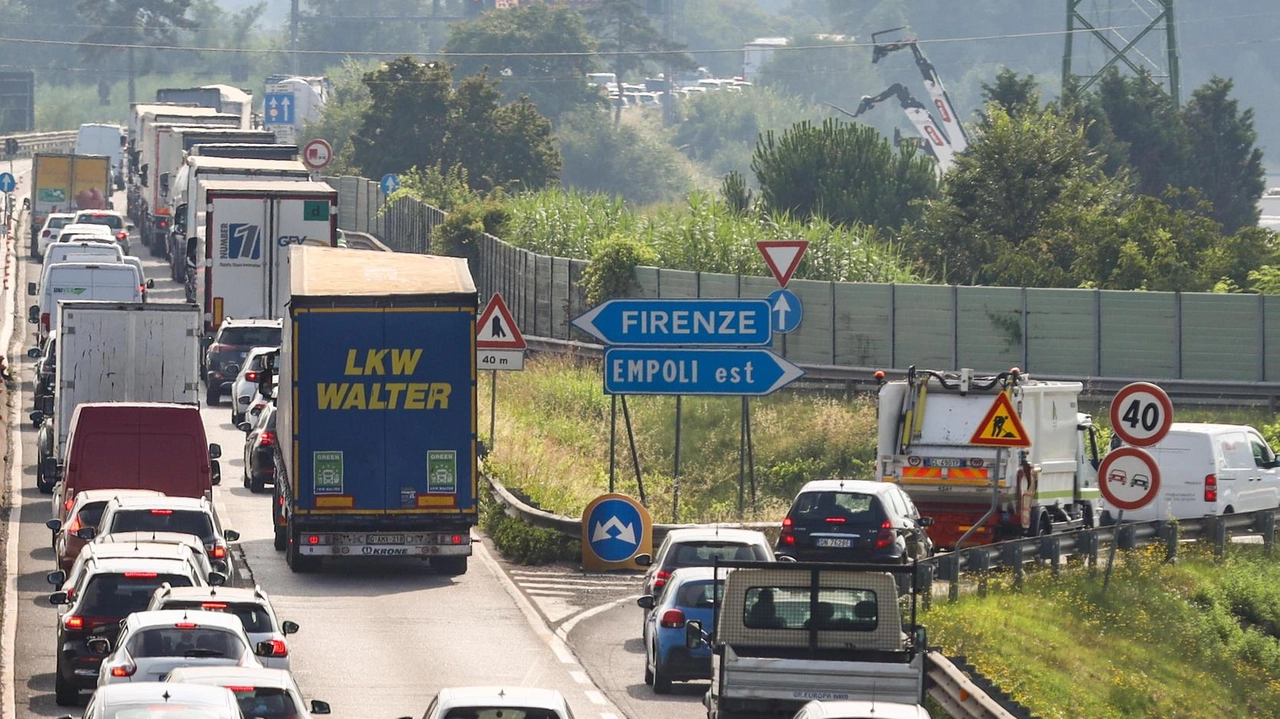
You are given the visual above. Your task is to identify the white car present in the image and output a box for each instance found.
[35,212,77,258]
[230,347,278,425]
[94,609,270,686]
[166,666,331,719]
[148,584,299,671]
[401,687,574,719]
[74,682,246,719]
[54,223,114,244]
[93,495,241,579]
[72,209,133,254]
[792,699,931,719]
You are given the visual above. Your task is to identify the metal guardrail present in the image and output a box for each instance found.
[0,130,78,158]
[927,652,1023,719]
[340,230,392,252]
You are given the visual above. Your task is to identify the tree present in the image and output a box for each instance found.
[1181,77,1266,234]
[673,86,825,178]
[445,3,601,121]
[302,59,376,175]
[583,0,694,122]
[1092,67,1189,199]
[751,117,938,230]
[350,56,560,193]
[556,109,693,205]
[76,0,197,103]
[979,69,1040,120]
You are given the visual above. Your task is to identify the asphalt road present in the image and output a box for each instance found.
[3,167,632,719]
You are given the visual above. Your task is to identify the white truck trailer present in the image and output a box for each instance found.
[876,367,1103,549]
[30,301,201,493]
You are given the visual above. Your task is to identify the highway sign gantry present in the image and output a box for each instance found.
[572,298,773,347]
[603,347,803,396]
[582,493,653,571]
[1110,381,1173,447]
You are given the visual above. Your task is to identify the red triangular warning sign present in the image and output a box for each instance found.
[757,240,809,288]
[969,393,1031,448]
[476,293,527,350]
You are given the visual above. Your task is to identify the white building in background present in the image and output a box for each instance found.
[743,37,788,82]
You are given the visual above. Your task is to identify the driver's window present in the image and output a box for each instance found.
[1250,433,1277,468]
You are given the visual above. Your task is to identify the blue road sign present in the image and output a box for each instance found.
[572,298,772,347]
[767,289,802,334]
[264,92,294,125]
[381,173,401,195]
[586,496,645,563]
[603,347,804,396]
[0,172,14,193]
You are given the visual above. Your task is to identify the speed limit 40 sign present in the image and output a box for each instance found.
[1110,382,1174,447]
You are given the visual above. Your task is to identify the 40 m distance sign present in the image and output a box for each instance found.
[603,347,803,396]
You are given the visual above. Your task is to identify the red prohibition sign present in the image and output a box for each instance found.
[1109,382,1174,448]
[1097,447,1161,511]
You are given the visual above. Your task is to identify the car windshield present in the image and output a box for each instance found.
[79,573,194,617]
[128,627,244,658]
[165,601,274,633]
[107,708,232,719]
[228,687,298,719]
[668,542,768,568]
[743,586,880,631]
[77,214,124,230]
[219,327,281,347]
[443,709,563,719]
[108,510,216,544]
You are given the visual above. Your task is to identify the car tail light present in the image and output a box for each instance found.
[660,609,686,629]
[825,516,846,524]
[211,544,227,560]
[225,686,256,693]
[124,572,157,578]
[259,431,275,447]
[780,516,795,545]
[109,664,136,677]
[266,639,288,656]
[245,371,259,382]
[175,622,197,629]
[1205,474,1217,503]
[42,312,50,331]
[208,344,227,355]
[150,509,173,515]
[64,498,75,512]
[874,520,896,550]
[116,231,127,240]
[42,230,50,238]
[159,219,168,228]
[201,602,227,610]
[654,570,671,589]
[64,615,84,630]
[66,514,83,535]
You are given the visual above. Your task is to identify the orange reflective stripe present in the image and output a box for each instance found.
[947,468,990,479]
[902,467,943,478]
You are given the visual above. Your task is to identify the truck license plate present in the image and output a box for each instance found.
[923,457,965,468]
[368,534,405,544]
[816,538,852,548]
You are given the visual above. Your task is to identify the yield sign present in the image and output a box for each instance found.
[476,293,527,350]
[969,392,1031,448]
[757,240,808,288]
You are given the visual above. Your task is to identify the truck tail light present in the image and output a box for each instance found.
[654,570,671,589]
[660,609,686,629]
[873,520,896,550]
[110,663,137,677]
[259,431,275,447]
[450,534,465,544]
[159,219,168,229]
[307,535,320,545]
[1205,474,1217,503]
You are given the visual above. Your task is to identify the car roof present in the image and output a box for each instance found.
[127,609,246,631]
[156,585,267,604]
[59,223,112,232]
[436,686,568,710]
[82,557,199,578]
[219,318,282,327]
[666,566,727,584]
[801,700,929,719]
[76,209,126,217]
[663,528,770,544]
[98,532,208,550]
[96,681,238,709]
[165,665,294,690]
[797,479,894,495]
[45,212,77,220]
[71,488,165,506]
[106,495,213,511]
[85,541,201,561]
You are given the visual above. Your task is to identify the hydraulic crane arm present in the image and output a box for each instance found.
[871,27,969,152]
[852,83,955,172]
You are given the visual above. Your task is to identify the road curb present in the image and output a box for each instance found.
[2,205,24,719]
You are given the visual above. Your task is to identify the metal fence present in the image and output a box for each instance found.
[0,130,77,157]
[323,173,1280,386]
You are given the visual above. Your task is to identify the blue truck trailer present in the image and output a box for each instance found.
[271,245,479,574]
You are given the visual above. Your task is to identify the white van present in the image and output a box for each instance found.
[75,123,126,187]
[27,263,147,340]
[40,255,147,300]
[43,241,124,267]
[1108,423,1280,521]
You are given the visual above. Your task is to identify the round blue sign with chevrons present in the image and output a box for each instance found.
[581,493,653,569]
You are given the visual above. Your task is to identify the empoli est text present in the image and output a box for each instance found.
[317,349,450,410]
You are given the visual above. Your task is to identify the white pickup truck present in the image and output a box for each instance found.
[685,562,927,719]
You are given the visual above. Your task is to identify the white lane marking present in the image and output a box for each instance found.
[554,595,639,643]
[524,589,578,597]
[600,714,619,719]
[473,539,578,666]
[570,670,590,685]
[3,213,24,719]
[584,690,607,706]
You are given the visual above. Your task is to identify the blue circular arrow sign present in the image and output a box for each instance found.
[585,496,645,563]
[0,172,15,194]
[380,173,400,195]
[767,289,803,334]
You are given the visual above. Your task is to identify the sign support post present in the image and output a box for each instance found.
[1102,509,1125,590]
[489,370,497,451]
[672,396,682,523]
[608,395,618,493]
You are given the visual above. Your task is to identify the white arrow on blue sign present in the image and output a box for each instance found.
[767,288,802,334]
[572,298,773,347]
[381,173,401,195]
[586,497,644,562]
[603,347,803,395]
[264,92,295,125]
[0,172,14,194]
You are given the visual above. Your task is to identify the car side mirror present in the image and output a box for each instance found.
[685,620,704,650]
[26,282,36,297]
[919,516,935,527]
[224,530,240,542]
[207,442,222,460]
[633,553,652,567]
[281,620,299,635]
[237,421,252,433]
[47,569,67,586]
[27,305,38,324]
[636,595,655,610]
[254,640,276,657]
[74,527,96,541]
[310,700,331,715]
[207,571,227,586]
[145,279,155,289]
[211,461,221,486]
[27,347,40,358]
[46,518,61,532]
[87,638,111,655]
[30,411,44,428]
[48,591,69,605]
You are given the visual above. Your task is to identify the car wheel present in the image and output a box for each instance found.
[206,385,220,406]
[644,641,655,685]
[242,466,250,488]
[36,463,53,494]
[54,664,78,706]
[652,660,673,694]
[250,474,265,494]
[231,411,243,426]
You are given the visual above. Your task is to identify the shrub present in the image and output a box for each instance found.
[480,489,580,565]
[433,200,509,262]
[581,235,655,305]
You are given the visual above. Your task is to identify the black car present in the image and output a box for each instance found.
[203,319,282,406]
[240,404,277,493]
[775,479,934,565]
[30,333,55,414]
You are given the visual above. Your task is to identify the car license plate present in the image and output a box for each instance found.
[368,534,405,544]
[816,537,853,548]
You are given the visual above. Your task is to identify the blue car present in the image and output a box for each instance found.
[637,566,723,694]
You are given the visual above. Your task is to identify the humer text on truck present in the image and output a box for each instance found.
[269,246,478,575]
[877,367,1102,548]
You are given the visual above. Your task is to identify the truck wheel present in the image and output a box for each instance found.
[206,385,220,406]
[286,527,317,573]
[274,524,286,551]
[434,556,468,576]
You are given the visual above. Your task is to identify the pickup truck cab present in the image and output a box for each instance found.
[686,562,926,719]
